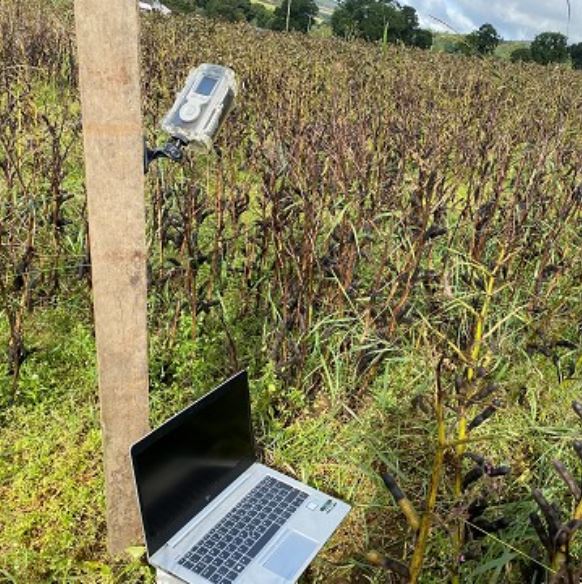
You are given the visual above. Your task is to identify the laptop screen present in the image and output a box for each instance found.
[131,371,256,556]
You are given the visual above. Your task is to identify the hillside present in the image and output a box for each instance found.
[250,0,335,22]
[433,32,530,58]
[1,2,582,583]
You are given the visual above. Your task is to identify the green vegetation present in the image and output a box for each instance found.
[435,27,582,70]
[249,2,274,28]
[530,32,569,66]
[270,0,319,32]
[434,33,528,61]
[331,0,432,47]
[2,0,582,582]
[510,47,533,63]
[465,23,502,55]
[155,0,582,70]
[508,32,577,67]
[570,42,582,70]
[204,0,254,23]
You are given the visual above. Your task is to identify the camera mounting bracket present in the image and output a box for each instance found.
[143,137,187,173]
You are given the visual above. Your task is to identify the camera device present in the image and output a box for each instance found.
[162,64,237,148]
[144,64,237,172]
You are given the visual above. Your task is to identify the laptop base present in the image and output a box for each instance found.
[157,568,184,584]
[152,463,349,584]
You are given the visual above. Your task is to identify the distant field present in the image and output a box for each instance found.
[252,0,335,19]
[433,32,531,58]
[251,0,275,11]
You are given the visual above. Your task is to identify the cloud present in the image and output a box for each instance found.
[402,0,580,42]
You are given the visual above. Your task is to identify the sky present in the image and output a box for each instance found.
[400,0,581,43]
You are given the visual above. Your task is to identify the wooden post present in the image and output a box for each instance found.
[74,0,150,555]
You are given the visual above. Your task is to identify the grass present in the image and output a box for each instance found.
[1,301,580,582]
[0,305,397,582]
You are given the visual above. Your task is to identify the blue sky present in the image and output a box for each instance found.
[401,0,581,42]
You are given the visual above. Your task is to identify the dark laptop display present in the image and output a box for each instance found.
[131,371,256,556]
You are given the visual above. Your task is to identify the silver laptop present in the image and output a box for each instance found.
[131,370,350,584]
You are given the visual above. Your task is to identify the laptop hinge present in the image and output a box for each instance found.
[165,468,256,550]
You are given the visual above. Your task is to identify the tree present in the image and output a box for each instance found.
[399,5,418,44]
[271,0,319,32]
[205,0,252,22]
[330,1,360,39]
[441,38,460,54]
[331,0,403,42]
[569,42,582,70]
[452,40,473,56]
[331,0,430,48]
[400,5,432,49]
[250,3,273,28]
[530,32,568,65]
[510,47,532,63]
[410,28,433,50]
[466,23,501,55]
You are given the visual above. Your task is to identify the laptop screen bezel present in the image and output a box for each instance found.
[130,370,257,557]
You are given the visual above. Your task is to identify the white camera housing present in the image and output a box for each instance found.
[161,64,237,149]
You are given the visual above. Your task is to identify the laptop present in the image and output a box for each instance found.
[130,370,350,584]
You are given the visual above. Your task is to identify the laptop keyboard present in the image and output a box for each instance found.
[177,476,308,583]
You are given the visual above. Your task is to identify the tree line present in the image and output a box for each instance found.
[512,33,582,70]
[163,0,582,68]
[172,0,434,48]
[446,23,582,70]
[192,0,318,32]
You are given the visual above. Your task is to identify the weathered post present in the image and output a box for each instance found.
[73,0,149,555]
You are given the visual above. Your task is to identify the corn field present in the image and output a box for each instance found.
[1,0,582,582]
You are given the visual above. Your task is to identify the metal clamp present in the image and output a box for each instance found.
[144,137,187,173]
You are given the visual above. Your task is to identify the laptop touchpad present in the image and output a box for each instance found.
[263,531,318,580]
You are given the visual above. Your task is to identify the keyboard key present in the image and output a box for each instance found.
[247,523,280,558]
[200,565,217,579]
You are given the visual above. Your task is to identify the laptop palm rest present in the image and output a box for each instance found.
[263,531,318,580]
